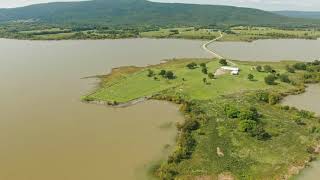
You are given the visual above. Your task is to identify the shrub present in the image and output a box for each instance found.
[238,120,257,132]
[299,110,314,118]
[256,65,262,72]
[200,63,207,68]
[159,69,166,76]
[293,62,307,70]
[208,73,215,79]
[279,74,290,83]
[264,74,276,85]
[263,65,273,73]
[256,91,269,103]
[248,74,254,81]
[219,59,228,66]
[181,120,200,132]
[147,69,155,77]
[295,119,306,126]
[268,93,281,105]
[202,77,207,84]
[202,67,208,74]
[165,71,175,79]
[225,105,240,118]
[286,65,295,73]
[186,62,197,69]
[239,107,259,121]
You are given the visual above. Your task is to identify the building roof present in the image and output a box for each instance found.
[221,66,239,71]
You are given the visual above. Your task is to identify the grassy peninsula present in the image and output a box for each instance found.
[84,58,320,179]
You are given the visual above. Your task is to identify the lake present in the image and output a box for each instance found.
[209,39,320,61]
[282,84,320,180]
[0,38,208,180]
[1,38,320,179]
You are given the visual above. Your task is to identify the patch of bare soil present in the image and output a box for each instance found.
[214,68,228,76]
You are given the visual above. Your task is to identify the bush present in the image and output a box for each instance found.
[165,71,175,79]
[256,65,262,72]
[181,120,200,132]
[279,74,290,83]
[208,73,215,79]
[268,93,281,105]
[200,63,206,68]
[263,65,273,73]
[264,74,276,85]
[219,59,228,66]
[286,65,295,73]
[159,69,166,76]
[293,62,307,70]
[256,91,269,102]
[202,67,208,74]
[239,107,259,121]
[225,105,240,118]
[238,120,257,132]
[248,74,254,81]
[186,62,197,69]
[147,69,155,77]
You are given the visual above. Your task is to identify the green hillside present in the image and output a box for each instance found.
[0,0,318,27]
[274,11,320,20]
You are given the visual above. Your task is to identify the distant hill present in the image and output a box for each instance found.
[274,11,320,19]
[0,0,318,27]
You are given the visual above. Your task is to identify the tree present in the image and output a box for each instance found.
[159,69,166,76]
[248,74,254,81]
[147,69,155,77]
[202,67,208,74]
[263,65,273,73]
[264,74,276,85]
[186,62,197,69]
[165,71,175,79]
[219,59,228,66]
[256,65,262,72]
[200,63,207,68]
[208,73,215,79]
[202,78,207,84]
[293,62,307,70]
[279,74,290,83]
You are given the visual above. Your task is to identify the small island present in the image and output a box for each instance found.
[83,58,320,179]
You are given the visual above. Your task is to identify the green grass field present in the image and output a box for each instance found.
[84,59,320,179]
[221,26,320,42]
[1,25,319,41]
[85,59,298,103]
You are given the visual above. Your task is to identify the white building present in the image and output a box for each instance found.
[221,66,239,75]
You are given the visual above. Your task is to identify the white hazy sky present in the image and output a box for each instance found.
[0,0,319,11]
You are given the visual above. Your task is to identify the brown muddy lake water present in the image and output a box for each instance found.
[209,39,320,61]
[1,38,320,179]
[282,84,320,180]
[0,38,208,180]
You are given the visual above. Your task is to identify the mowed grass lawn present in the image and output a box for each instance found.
[87,59,296,103]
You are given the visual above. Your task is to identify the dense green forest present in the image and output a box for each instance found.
[0,0,319,28]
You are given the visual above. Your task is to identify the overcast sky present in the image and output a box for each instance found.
[0,0,319,11]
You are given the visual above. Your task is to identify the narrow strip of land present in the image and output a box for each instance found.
[202,31,236,66]
[201,31,224,59]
